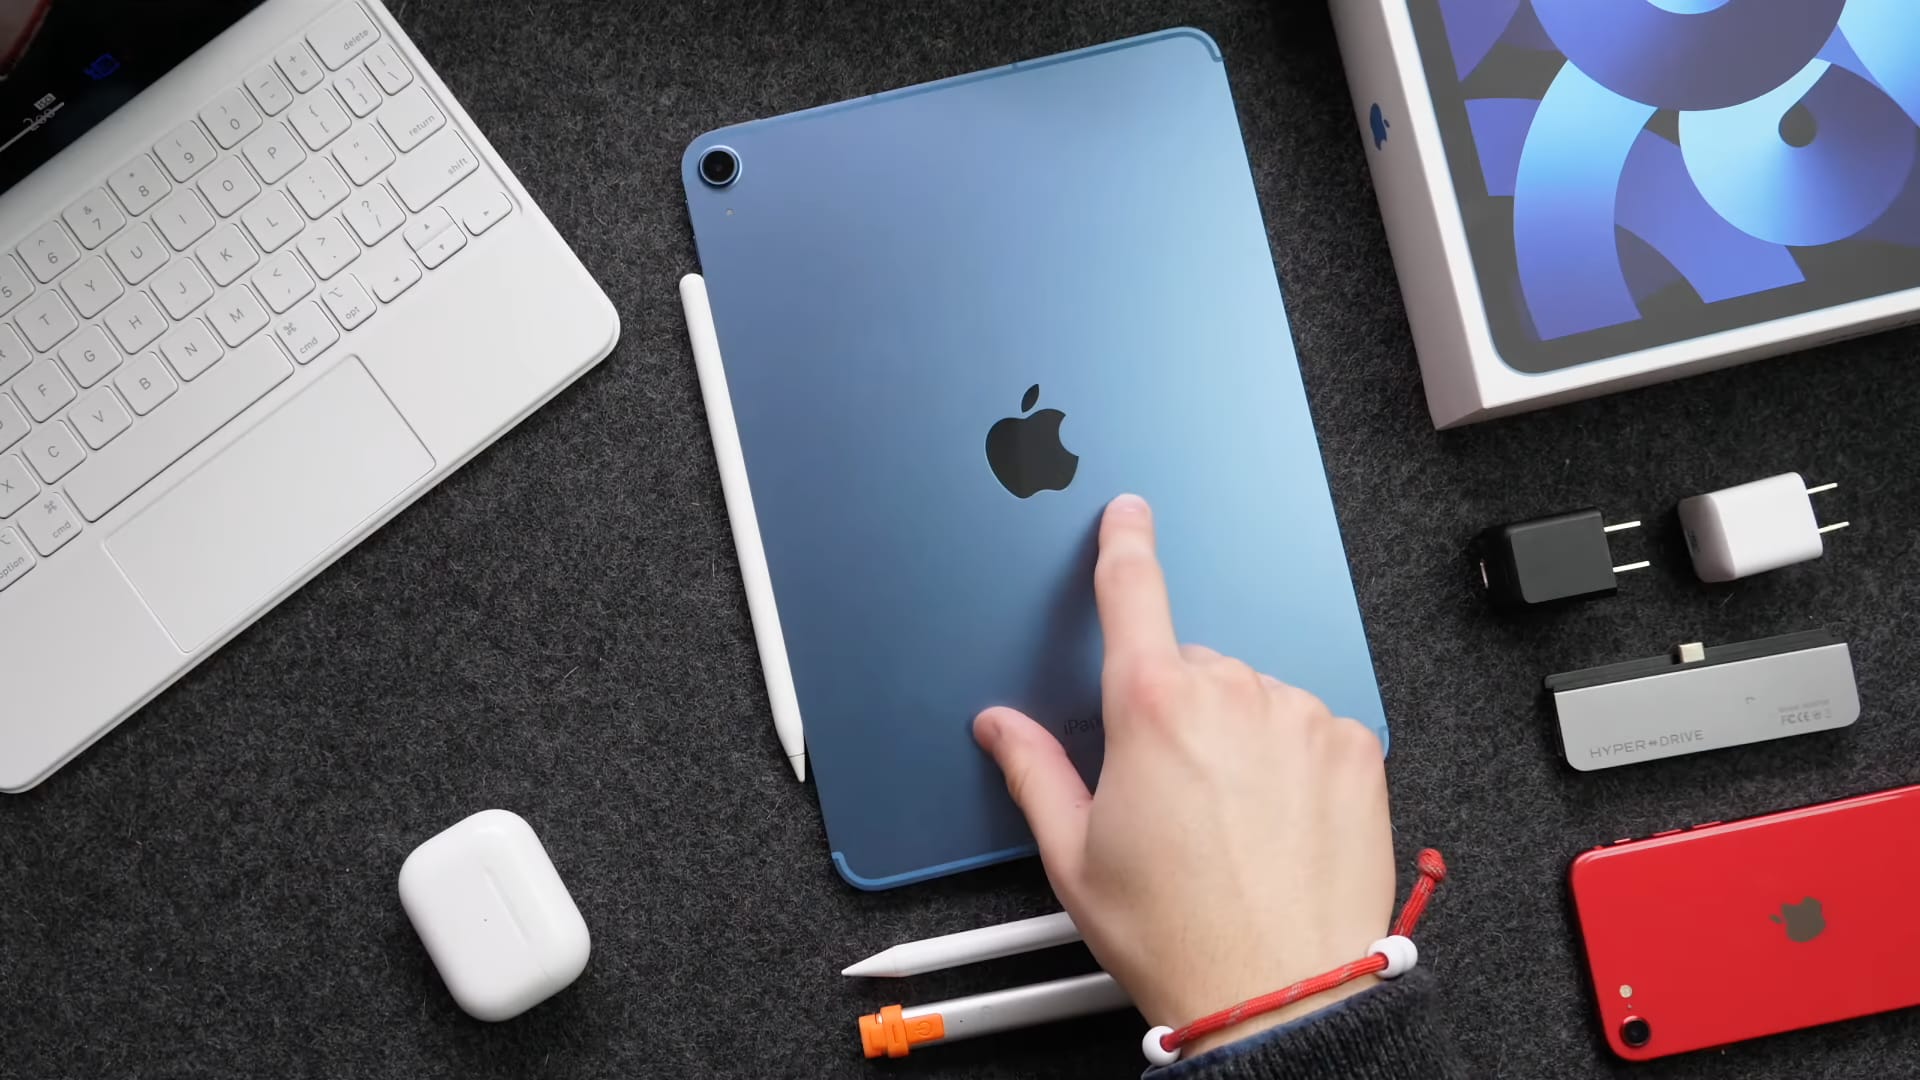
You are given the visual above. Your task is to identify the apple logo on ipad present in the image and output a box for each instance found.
[1769,897,1825,942]
[986,384,1078,499]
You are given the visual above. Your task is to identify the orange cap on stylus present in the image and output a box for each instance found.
[859,1004,947,1059]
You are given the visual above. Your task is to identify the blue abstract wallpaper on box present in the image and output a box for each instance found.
[1409,0,1920,372]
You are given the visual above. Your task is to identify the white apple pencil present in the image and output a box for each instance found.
[679,274,808,781]
[859,972,1131,1059]
[842,910,1083,977]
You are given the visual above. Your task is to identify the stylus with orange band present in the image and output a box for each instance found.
[859,973,1131,1058]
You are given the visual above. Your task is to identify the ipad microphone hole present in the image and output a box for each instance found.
[1620,1017,1651,1048]
[700,146,741,188]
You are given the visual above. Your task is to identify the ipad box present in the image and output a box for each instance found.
[1330,0,1920,428]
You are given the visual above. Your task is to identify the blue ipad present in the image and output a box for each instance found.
[682,28,1387,890]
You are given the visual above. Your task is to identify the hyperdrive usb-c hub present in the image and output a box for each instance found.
[1546,630,1858,771]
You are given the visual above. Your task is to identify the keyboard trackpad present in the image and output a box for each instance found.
[108,359,434,651]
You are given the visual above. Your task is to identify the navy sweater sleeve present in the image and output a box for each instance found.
[1159,971,1467,1080]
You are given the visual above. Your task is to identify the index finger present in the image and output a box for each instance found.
[1094,494,1178,662]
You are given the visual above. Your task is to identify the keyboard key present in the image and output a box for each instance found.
[153,190,216,250]
[402,207,453,250]
[308,4,380,69]
[62,190,126,250]
[244,65,294,116]
[390,130,477,211]
[0,520,32,590]
[418,223,466,269]
[240,191,304,253]
[320,275,374,330]
[17,222,78,283]
[296,218,358,280]
[334,69,380,117]
[209,284,269,346]
[65,336,293,522]
[359,246,420,302]
[117,352,178,415]
[70,386,131,449]
[15,291,78,352]
[152,258,215,319]
[104,223,169,285]
[343,185,403,245]
[109,154,172,217]
[0,456,35,516]
[161,318,224,380]
[195,223,261,286]
[286,157,350,218]
[11,357,74,420]
[274,300,340,364]
[0,328,23,389]
[199,89,263,149]
[363,43,411,94]
[449,185,512,235]
[0,393,25,451]
[57,326,122,388]
[0,328,25,385]
[253,251,316,313]
[0,256,30,317]
[0,526,33,588]
[291,91,350,149]
[332,122,394,184]
[18,491,81,555]
[23,421,83,484]
[378,84,445,152]
[155,121,217,181]
[59,256,124,319]
[197,156,261,217]
[102,292,165,353]
[241,121,307,184]
[278,42,325,92]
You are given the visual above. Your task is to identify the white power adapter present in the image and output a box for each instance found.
[1678,472,1849,583]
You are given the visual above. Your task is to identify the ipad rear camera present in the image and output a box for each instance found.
[699,146,740,188]
[1620,1017,1651,1049]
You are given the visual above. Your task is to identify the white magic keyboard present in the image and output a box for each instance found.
[0,2,511,594]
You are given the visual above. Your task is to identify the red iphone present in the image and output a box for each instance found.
[1570,784,1920,1060]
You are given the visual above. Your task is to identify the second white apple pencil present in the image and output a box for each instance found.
[843,910,1083,978]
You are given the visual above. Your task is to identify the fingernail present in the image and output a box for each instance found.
[974,710,1002,747]
[1110,493,1148,515]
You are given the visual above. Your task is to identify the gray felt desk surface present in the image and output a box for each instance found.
[5,2,1919,1078]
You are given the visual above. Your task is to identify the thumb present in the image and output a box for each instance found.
[975,707,1092,876]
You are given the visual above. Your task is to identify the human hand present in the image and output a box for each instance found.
[974,494,1395,1056]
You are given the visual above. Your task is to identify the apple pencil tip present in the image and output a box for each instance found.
[842,955,888,977]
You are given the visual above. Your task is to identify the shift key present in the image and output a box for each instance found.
[64,337,291,521]
[389,129,476,211]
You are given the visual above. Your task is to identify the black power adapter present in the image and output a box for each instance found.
[1476,509,1649,608]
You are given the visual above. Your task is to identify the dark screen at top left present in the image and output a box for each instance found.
[0,0,266,197]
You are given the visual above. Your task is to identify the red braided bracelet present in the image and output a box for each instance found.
[1141,849,1448,1067]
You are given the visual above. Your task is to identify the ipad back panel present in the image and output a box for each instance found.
[683,30,1386,888]
[1570,785,1920,1059]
